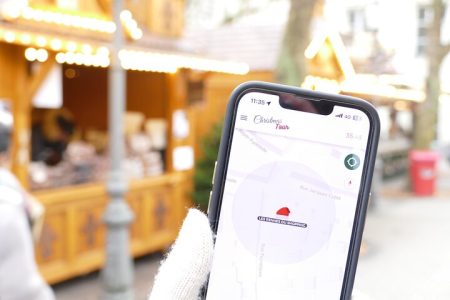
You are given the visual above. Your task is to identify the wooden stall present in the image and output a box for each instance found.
[0,0,247,283]
[195,26,423,179]
[30,66,194,283]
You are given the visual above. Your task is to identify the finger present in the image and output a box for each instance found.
[149,209,214,300]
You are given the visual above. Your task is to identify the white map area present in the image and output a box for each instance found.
[232,160,335,264]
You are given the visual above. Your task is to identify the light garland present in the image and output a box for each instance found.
[175,56,250,75]
[1,5,142,39]
[6,30,247,74]
[24,47,48,62]
[35,35,47,47]
[19,33,32,45]
[119,50,177,73]
[4,28,110,67]
[2,29,110,61]
[4,31,15,43]
[81,43,93,54]
[340,78,426,102]
[55,52,110,68]
[96,46,110,56]
[118,49,249,75]
[1,5,116,33]
[65,41,78,52]
[120,10,143,40]
[50,38,62,51]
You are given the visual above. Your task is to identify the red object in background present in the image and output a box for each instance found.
[409,150,440,196]
[276,207,290,216]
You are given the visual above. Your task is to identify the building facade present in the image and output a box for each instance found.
[326,0,450,144]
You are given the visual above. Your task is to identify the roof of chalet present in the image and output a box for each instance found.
[184,23,284,72]
[0,4,249,74]
[183,1,289,71]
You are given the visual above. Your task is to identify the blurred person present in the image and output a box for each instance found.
[0,101,55,300]
[31,108,75,166]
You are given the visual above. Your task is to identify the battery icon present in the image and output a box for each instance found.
[352,115,361,121]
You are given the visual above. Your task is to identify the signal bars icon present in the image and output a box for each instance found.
[335,113,362,121]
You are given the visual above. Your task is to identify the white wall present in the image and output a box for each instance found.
[328,0,450,145]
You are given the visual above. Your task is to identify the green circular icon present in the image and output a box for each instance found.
[344,154,361,170]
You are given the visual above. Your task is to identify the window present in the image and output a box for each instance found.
[417,5,433,56]
[187,79,205,105]
[348,8,366,33]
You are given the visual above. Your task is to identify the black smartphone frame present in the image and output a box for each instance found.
[206,81,380,300]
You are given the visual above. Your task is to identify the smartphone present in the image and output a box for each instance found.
[204,82,380,300]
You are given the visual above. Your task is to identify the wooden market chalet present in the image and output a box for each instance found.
[192,19,427,180]
[0,0,248,283]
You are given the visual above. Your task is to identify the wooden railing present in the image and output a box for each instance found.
[33,172,192,284]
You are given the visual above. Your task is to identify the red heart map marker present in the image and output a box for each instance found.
[276,207,290,217]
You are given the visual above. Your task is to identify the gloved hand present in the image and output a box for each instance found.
[148,209,369,300]
[148,209,214,300]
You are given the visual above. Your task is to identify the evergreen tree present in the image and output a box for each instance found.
[193,122,223,211]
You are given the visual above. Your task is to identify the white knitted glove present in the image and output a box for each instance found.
[149,209,214,300]
[148,208,366,300]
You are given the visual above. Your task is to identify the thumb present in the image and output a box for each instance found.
[149,209,214,300]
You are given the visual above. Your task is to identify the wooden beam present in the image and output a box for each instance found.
[11,51,55,187]
[11,47,30,187]
[165,71,188,173]
[26,54,56,101]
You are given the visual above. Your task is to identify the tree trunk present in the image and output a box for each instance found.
[275,0,318,86]
[413,0,449,149]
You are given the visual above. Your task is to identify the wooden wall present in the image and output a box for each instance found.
[0,42,48,185]
[192,71,274,157]
[0,44,21,100]
[62,65,108,132]
[61,66,168,133]
[127,71,169,119]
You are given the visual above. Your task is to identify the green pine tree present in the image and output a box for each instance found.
[193,122,223,211]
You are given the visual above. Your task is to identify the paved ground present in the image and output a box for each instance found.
[355,158,450,299]
[354,197,450,300]
[53,253,162,300]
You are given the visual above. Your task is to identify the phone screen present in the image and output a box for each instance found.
[206,91,372,299]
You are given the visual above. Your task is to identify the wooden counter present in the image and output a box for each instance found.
[33,172,192,284]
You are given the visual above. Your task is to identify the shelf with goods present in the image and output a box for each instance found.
[29,64,195,283]
[0,41,194,282]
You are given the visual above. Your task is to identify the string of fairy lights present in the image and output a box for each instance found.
[0,29,249,74]
[0,5,143,35]
[0,5,249,75]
